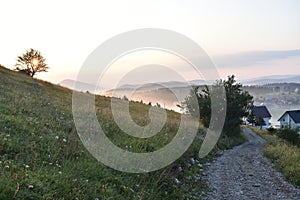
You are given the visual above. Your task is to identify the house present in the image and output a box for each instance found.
[251,106,272,129]
[278,110,300,130]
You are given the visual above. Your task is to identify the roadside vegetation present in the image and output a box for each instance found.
[183,75,252,147]
[248,126,300,187]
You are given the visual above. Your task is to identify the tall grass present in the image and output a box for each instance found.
[249,126,300,187]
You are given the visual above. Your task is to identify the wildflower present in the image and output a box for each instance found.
[48,154,51,158]
[28,185,34,189]
[58,171,62,174]
[129,188,135,193]
[178,166,183,172]
[55,136,59,139]
[25,165,30,169]
[174,178,181,184]
[190,158,195,165]
[63,138,67,142]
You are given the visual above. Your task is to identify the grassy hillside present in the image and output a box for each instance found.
[0,66,210,199]
[248,126,300,187]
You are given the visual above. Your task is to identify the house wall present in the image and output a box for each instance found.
[263,117,270,127]
[279,114,290,128]
[279,114,300,130]
[290,120,300,129]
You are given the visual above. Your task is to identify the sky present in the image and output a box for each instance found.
[0,0,299,88]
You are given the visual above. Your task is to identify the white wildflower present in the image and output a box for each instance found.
[174,178,181,184]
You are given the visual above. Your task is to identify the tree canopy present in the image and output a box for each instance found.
[15,48,48,77]
[255,116,266,129]
[183,75,253,136]
[247,110,256,126]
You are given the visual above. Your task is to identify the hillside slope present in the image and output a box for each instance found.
[0,66,206,199]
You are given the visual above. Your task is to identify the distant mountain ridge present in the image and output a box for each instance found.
[59,79,103,93]
[240,75,300,85]
[59,74,300,94]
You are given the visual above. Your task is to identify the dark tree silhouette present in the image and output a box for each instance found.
[183,75,253,136]
[255,116,266,130]
[15,48,49,77]
[122,95,129,101]
[247,109,256,126]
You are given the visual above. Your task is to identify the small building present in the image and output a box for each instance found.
[278,110,300,130]
[252,106,272,129]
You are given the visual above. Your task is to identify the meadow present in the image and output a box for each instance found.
[0,66,247,199]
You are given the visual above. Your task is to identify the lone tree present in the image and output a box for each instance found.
[15,48,48,77]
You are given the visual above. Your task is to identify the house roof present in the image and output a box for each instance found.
[253,106,272,118]
[278,110,300,123]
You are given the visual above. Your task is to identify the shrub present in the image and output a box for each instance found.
[266,127,276,134]
[276,127,300,147]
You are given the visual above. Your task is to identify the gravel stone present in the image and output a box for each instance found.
[204,128,300,200]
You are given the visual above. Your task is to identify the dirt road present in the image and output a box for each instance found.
[204,128,300,200]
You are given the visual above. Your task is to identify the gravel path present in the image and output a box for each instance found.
[204,128,300,200]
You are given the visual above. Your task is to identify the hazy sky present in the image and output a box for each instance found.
[0,0,299,88]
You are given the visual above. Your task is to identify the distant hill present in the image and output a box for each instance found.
[240,75,300,85]
[103,75,300,114]
[59,79,103,93]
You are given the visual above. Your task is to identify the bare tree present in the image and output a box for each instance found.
[15,48,49,77]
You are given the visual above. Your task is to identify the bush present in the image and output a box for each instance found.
[266,127,276,134]
[276,127,300,147]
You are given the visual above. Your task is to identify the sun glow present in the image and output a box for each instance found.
[31,58,39,66]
